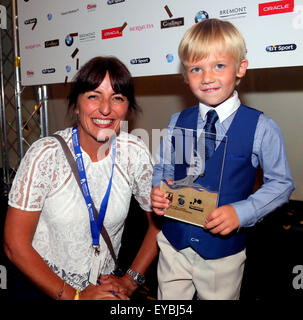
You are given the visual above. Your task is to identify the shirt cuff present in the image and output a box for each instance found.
[231,200,257,228]
[152,175,162,187]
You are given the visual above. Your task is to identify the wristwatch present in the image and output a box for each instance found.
[126,268,145,286]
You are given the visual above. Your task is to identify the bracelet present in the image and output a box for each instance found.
[55,280,66,300]
[74,288,80,300]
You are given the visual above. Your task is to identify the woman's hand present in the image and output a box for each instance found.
[98,274,138,297]
[79,283,130,300]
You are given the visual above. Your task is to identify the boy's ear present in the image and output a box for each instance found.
[183,73,189,84]
[181,65,189,84]
[236,59,248,79]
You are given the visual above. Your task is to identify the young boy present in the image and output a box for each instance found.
[151,18,295,300]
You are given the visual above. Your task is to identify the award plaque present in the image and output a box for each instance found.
[159,127,227,227]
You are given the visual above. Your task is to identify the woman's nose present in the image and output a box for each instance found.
[99,98,111,115]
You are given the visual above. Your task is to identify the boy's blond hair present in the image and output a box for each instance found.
[178,18,247,68]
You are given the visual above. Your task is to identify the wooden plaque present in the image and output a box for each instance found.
[160,180,218,227]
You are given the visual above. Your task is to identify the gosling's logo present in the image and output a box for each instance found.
[266,43,297,52]
[45,39,59,48]
[161,17,184,29]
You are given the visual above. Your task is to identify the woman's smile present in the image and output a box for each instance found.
[75,72,129,159]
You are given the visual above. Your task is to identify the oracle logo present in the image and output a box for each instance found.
[259,0,294,16]
[102,27,122,39]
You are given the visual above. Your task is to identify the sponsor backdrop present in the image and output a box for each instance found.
[17,0,303,86]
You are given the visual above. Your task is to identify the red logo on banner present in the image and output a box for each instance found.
[259,0,294,16]
[102,27,122,39]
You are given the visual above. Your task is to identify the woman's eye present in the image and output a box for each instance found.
[88,94,97,100]
[112,95,125,102]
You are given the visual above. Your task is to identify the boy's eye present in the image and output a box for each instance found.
[190,67,201,73]
[215,64,225,70]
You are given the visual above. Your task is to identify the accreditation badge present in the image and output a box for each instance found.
[89,249,102,285]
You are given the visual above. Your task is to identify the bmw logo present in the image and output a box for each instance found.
[65,35,74,46]
[47,13,53,21]
[195,11,209,23]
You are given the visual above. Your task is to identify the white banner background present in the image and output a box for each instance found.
[17,0,303,86]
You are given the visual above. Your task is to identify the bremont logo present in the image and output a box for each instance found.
[161,17,184,29]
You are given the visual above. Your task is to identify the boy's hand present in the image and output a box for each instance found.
[204,205,240,236]
[151,179,173,215]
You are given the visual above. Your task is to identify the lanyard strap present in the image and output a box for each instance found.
[71,126,116,252]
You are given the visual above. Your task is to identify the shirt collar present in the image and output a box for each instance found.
[199,90,240,123]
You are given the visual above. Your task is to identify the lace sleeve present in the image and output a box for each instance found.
[8,137,63,211]
[131,138,154,212]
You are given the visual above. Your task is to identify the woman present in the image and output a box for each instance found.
[4,56,159,300]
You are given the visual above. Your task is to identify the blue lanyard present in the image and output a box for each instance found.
[71,126,116,254]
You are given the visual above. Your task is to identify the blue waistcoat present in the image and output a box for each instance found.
[162,104,262,259]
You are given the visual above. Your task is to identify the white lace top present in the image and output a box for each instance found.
[8,128,154,290]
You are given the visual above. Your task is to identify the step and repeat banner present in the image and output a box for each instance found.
[17,0,303,86]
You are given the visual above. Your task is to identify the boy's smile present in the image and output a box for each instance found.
[185,50,248,107]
